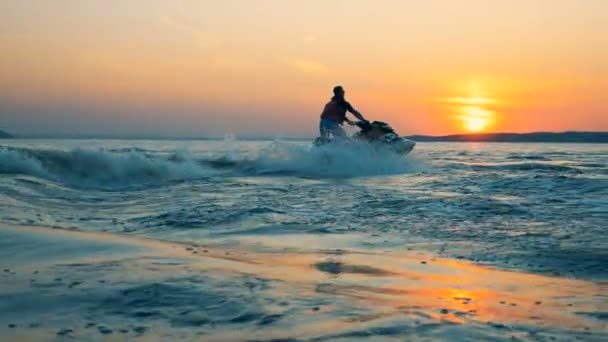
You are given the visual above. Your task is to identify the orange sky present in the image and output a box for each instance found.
[0,0,606,137]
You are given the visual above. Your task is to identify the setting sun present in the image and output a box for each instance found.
[459,106,495,132]
[438,88,498,133]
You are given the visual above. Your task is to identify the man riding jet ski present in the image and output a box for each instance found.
[318,85,368,140]
[314,85,415,155]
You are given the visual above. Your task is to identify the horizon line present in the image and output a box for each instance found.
[1,130,607,141]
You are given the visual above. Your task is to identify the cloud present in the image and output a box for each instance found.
[302,34,317,42]
[434,97,497,106]
[159,15,221,49]
[285,59,329,75]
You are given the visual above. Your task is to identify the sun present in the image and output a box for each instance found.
[462,106,492,132]
[458,106,494,133]
[464,116,489,132]
[438,80,501,133]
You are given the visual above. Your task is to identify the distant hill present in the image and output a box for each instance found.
[406,132,608,143]
[0,130,14,139]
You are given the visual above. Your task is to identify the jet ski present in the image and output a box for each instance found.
[313,120,416,155]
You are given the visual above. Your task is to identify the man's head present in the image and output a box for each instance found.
[333,85,345,98]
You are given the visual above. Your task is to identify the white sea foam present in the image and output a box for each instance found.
[0,147,213,189]
[0,141,421,188]
[250,140,423,177]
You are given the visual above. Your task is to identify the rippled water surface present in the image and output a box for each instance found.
[1,139,607,279]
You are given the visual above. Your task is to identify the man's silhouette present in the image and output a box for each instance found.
[319,85,368,140]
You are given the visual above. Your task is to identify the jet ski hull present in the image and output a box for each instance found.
[313,121,416,155]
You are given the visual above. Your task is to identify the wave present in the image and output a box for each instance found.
[0,142,420,189]
[487,174,605,194]
[128,205,286,230]
[240,141,422,177]
[506,154,551,161]
[468,162,583,173]
[200,141,421,178]
[0,147,213,189]
[572,162,607,168]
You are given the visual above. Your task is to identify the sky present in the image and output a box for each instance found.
[0,0,606,137]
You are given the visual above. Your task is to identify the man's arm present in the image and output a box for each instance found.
[350,109,366,122]
[348,107,367,121]
[346,104,367,122]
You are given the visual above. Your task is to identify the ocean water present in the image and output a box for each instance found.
[1,139,607,340]
[0,139,606,280]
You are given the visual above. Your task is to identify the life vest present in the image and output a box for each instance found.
[320,99,347,123]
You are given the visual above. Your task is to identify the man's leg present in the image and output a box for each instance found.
[329,125,347,139]
[319,120,330,141]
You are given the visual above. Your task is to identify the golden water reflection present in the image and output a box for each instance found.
[15,226,603,341]
[188,236,607,334]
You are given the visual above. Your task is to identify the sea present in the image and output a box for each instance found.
[0,139,607,340]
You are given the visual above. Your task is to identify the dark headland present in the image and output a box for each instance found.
[406,131,608,143]
[0,130,14,139]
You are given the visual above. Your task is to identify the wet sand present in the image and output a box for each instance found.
[0,224,606,341]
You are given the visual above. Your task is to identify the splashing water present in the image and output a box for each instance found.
[0,139,606,281]
[0,141,421,188]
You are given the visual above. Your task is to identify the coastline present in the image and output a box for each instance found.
[1,224,606,341]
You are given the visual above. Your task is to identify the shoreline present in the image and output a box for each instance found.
[1,224,606,341]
